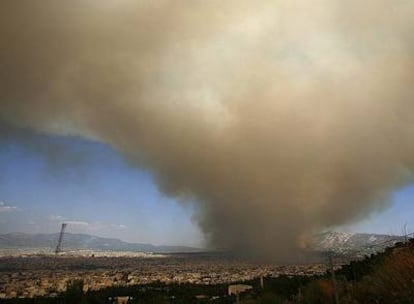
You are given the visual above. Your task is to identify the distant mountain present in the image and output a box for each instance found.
[313,231,405,255]
[0,232,202,253]
[0,231,404,256]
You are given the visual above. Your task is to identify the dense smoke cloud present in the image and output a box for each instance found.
[1,0,414,260]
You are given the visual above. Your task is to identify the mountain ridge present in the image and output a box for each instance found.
[0,231,405,255]
[312,231,405,255]
[0,232,202,253]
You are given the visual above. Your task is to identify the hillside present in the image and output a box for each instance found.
[301,239,414,303]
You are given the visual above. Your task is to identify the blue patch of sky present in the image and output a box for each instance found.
[0,134,202,247]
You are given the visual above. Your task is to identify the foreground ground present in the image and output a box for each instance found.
[1,241,414,303]
[0,252,326,299]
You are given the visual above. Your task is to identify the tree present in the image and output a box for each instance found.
[64,279,85,304]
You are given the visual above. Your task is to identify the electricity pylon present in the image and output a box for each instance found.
[55,223,67,255]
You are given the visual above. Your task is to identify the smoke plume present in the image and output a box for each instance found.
[1,0,414,259]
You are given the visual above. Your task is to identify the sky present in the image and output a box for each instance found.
[0,133,203,247]
[1,132,413,247]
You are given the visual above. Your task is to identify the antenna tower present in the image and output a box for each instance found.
[55,223,67,255]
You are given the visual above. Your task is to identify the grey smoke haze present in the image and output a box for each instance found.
[1,0,414,260]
